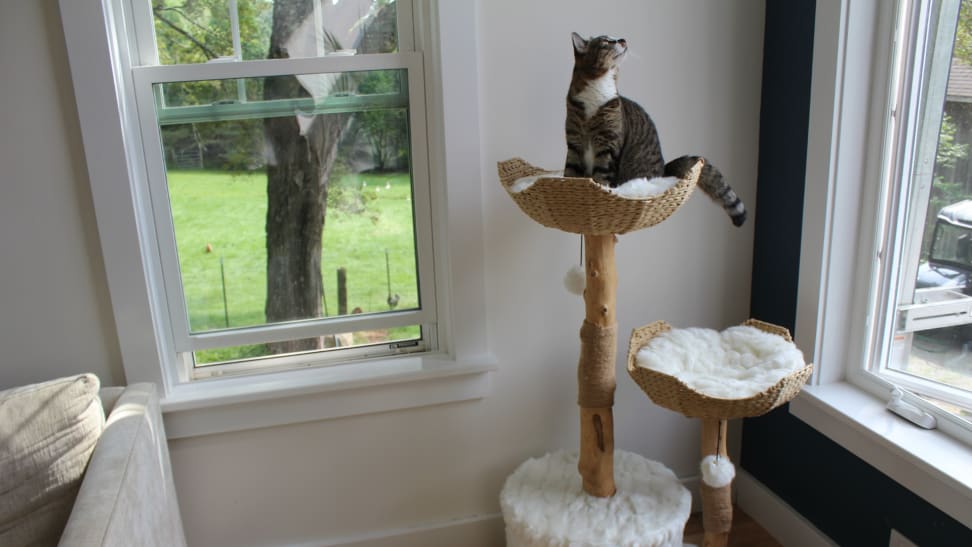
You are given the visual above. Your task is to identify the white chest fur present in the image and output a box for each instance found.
[575,69,618,119]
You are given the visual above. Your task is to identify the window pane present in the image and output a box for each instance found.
[893,17,972,409]
[151,0,398,65]
[193,325,421,366]
[153,69,419,359]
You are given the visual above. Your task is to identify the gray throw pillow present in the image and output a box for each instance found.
[0,374,105,546]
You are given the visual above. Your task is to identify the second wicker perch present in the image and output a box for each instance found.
[498,157,702,498]
[626,319,813,419]
[627,319,812,547]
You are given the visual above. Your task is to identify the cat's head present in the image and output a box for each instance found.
[571,32,627,76]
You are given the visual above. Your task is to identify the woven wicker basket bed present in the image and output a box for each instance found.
[626,319,813,419]
[496,158,701,235]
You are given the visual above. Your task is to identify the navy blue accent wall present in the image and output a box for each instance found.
[744,1,972,545]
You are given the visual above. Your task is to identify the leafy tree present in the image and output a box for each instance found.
[923,114,970,258]
[355,70,408,171]
[262,0,348,353]
[954,0,972,65]
[920,0,972,260]
[153,0,271,171]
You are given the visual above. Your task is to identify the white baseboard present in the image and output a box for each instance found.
[735,470,837,547]
[285,513,504,547]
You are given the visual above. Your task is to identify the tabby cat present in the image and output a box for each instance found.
[564,33,747,226]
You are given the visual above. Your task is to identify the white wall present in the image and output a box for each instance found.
[0,0,763,545]
[0,0,124,389]
[479,0,763,474]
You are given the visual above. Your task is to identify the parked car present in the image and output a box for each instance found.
[916,200,972,290]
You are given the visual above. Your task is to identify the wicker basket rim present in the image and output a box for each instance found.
[499,157,701,204]
[626,319,812,406]
[497,157,701,235]
[630,361,814,405]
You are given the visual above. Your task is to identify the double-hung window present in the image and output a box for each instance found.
[61,0,492,435]
[141,0,435,377]
[87,0,435,375]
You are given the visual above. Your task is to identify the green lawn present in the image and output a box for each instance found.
[167,169,421,363]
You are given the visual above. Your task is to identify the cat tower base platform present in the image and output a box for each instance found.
[500,450,691,547]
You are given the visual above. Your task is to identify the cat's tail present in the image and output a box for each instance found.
[664,155,747,227]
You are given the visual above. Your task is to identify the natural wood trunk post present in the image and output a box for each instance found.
[577,234,618,497]
[700,418,731,547]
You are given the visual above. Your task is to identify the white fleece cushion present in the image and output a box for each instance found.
[510,172,678,197]
[0,374,105,546]
[635,325,805,399]
[500,450,690,546]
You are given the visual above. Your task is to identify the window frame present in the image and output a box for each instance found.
[139,2,436,364]
[805,0,972,444]
[790,0,972,528]
[859,0,972,435]
[134,53,437,357]
[59,0,495,438]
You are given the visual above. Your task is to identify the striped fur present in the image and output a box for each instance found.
[565,33,747,227]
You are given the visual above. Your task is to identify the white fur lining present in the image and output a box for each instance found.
[634,326,805,399]
[509,173,557,193]
[509,172,677,198]
[612,176,679,197]
[500,450,691,547]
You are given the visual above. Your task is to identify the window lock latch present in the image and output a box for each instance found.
[886,388,938,429]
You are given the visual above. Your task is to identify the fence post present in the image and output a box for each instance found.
[337,267,347,316]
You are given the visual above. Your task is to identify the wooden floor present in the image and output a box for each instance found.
[683,506,781,547]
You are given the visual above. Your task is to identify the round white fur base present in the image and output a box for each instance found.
[500,450,691,547]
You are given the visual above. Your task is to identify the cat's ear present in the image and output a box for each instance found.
[571,32,588,55]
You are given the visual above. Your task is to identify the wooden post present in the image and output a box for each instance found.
[337,267,348,316]
[700,418,731,547]
[577,234,617,497]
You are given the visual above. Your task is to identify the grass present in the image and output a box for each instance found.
[166,169,421,363]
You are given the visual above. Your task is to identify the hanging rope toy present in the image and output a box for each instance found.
[564,236,586,295]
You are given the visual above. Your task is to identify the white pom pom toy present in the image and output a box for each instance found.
[563,264,586,295]
[700,455,736,488]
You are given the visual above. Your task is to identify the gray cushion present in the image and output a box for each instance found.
[0,374,105,546]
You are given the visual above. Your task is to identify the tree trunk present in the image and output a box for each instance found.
[264,0,346,354]
[577,234,617,497]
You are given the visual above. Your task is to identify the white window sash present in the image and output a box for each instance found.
[133,52,418,83]
[132,50,436,355]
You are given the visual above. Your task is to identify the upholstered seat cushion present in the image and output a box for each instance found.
[0,374,105,546]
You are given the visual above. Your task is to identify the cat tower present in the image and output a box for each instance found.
[496,158,812,547]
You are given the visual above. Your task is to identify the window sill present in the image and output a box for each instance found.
[790,382,972,528]
[160,353,497,439]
